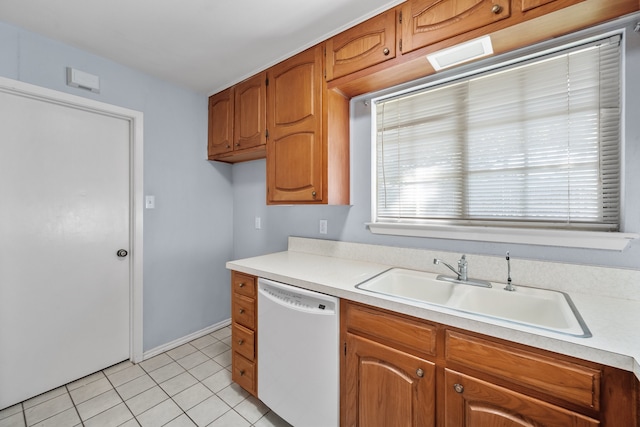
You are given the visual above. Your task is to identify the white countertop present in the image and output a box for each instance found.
[227,242,640,380]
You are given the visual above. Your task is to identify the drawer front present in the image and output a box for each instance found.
[232,272,256,298]
[232,322,255,361]
[232,294,256,329]
[345,302,437,357]
[232,351,256,395]
[445,330,601,409]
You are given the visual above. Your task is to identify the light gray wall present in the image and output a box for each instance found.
[233,19,640,270]
[0,21,234,352]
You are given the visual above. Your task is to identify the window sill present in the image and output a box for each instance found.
[367,222,638,251]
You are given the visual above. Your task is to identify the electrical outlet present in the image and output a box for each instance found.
[145,195,155,209]
[319,219,328,234]
[255,216,261,229]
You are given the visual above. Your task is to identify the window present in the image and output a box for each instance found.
[371,35,625,246]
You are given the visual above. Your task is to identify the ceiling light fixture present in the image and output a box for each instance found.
[427,36,494,71]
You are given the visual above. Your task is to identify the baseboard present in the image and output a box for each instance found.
[141,318,231,361]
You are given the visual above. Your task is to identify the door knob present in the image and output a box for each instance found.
[116,249,128,257]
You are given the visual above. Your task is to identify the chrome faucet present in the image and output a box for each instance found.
[504,251,516,292]
[433,255,491,287]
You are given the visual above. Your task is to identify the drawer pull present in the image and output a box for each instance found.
[239,309,245,314]
[416,368,424,378]
[454,383,464,393]
[491,4,503,14]
[383,47,390,56]
[239,369,246,376]
[239,282,245,288]
[238,339,244,345]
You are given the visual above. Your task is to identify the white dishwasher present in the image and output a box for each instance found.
[258,278,339,427]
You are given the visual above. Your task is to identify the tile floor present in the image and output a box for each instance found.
[0,326,292,427]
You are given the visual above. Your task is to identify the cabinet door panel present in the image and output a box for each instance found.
[401,0,511,54]
[326,9,396,80]
[234,73,266,150]
[208,88,234,157]
[267,46,324,203]
[444,369,600,427]
[344,333,435,427]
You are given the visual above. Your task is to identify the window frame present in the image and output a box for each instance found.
[368,30,638,250]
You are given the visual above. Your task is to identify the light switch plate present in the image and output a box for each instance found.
[319,219,328,234]
[145,195,155,209]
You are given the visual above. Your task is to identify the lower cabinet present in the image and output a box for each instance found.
[343,333,435,427]
[230,271,257,396]
[444,370,599,427]
[341,300,638,427]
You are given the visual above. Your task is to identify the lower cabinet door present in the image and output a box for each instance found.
[343,333,435,427]
[444,369,600,427]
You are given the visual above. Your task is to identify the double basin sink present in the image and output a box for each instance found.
[356,268,591,337]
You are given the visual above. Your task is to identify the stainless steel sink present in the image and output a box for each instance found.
[356,268,591,337]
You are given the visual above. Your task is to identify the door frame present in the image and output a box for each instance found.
[0,76,144,363]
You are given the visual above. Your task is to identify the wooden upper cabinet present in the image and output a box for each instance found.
[326,9,397,81]
[208,88,234,158]
[267,46,323,203]
[520,0,582,13]
[234,72,266,151]
[400,0,511,54]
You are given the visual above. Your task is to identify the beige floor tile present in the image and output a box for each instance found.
[118,419,140,427]
[115,374,155,401]
[23,387,66,410]
[24,393,73,426]
[83,402,133,427]
[136,399,182,427]
[185,395,230,427]
[201,370,233,394]
[188,335,217,350]
[124,386,169,417]
[162,414,197,427]
[0,412,25,427]
[66,371,106,391]
[208,410,250,427]
[103,361,134,376]
[106,365,146,388]
[176,352,209,371]
[147,362,185,384]
[139,353,173,373]
[160,372,198,397]
[172,383,213,412]
[199,342,229,359]
[216,383,249,408]
[76,389,121,421]
[166,344,197,361]
[187,360,224,382]
[234,396,269,425]
[0,404,22,421]
[213,350,232,368]
[210,327,232,341]
[30,407,80,427]
[69,377,113,405]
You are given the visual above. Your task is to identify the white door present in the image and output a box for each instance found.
[0,87,131,409]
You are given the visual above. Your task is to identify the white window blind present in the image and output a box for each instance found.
[374,35,622,232]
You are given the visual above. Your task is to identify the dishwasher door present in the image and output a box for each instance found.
[257,278,339,427]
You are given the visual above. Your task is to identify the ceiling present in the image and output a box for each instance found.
[0,0,403,94]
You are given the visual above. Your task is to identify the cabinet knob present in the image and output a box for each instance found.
[453,383,464,393]
[239,369,246,376]
[312,191,317,198]
[235,143,241,147]
[238,282,245,288]
[416,368,424,378]
[237,339,244,345]
[226,144,231,149]
[383,47,390,56]
[239,308,245,314]
[491,4,503,14]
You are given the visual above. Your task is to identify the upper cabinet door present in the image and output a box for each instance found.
[234,72,266,151]
[266,45,324,204]
[208,88,234,158]
[326,9,397,81]
[401,0,511,54]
